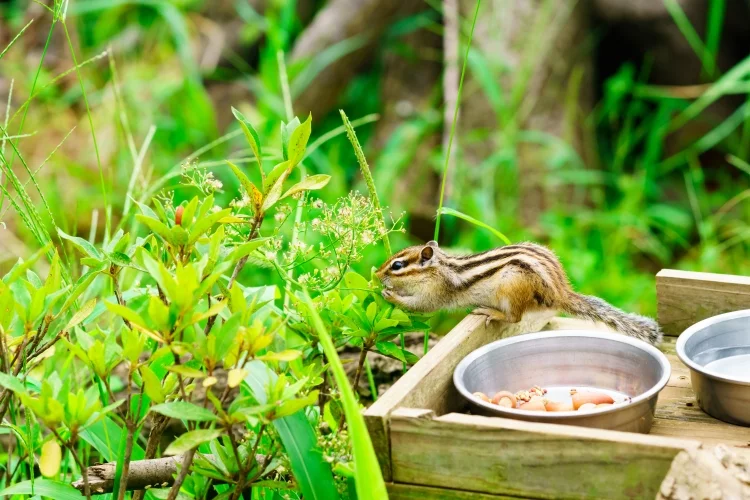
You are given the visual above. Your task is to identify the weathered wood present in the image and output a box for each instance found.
[656,269,750,336]
[657,445,750,500]
[387,482,518,499]
[363,314,487,481]
[390,410,699,500]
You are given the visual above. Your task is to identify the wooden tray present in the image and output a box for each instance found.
[364,269,750,499]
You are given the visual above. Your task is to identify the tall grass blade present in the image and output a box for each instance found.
[61,20,110,238]
[704,0,725,79]
[664,0,712,76]
[438,207,511,244]
[302,291,388,500]
[0,19,33,61]
[434,0,481,241]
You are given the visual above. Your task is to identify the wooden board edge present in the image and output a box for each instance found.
[388,410,704,499]
[432,412,702,451]
[387,482,521,500]
[656,269,750,287]
[656,268,750,336]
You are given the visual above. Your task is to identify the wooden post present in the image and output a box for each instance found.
[656,269,750,336]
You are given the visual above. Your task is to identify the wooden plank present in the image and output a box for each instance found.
[364,411,392,482]
[652,385,750,447]
[388,483,519,500]
[390,410,699,500]
[363,314,485,482]
[656,269,750,336]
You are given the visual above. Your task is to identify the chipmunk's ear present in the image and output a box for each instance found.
[426,240,438,248]
[420,245,434,263]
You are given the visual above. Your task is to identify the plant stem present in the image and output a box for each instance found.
[364,358,377,401]
[434,0,482,242]
[338,345,369,430]
[228,216,263,289]
[166,449,196,500]
[339,109,391,255]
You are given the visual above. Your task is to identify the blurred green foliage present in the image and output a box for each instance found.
[1,0,749,337]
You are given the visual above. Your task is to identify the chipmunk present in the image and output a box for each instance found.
[375,240,662,346]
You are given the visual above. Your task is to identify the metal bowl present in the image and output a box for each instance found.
[676,309,750,427]
[453,330,671,433]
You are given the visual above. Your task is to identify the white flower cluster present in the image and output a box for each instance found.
[262,191,405,292]
[180,160,223,195]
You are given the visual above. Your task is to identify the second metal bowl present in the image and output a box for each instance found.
[453,330,671,433]
[676,309,750,427]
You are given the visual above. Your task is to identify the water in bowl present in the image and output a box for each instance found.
[704,353,750,381]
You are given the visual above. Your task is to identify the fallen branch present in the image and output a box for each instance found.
[71,454,266,494]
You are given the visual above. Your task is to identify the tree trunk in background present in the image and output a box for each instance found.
[458,0,595,229]
[290,0,405,120]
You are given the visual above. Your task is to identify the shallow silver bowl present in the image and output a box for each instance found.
[676,309,750,427]
[453,330,671,433]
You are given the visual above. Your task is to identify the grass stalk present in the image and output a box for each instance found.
[61,20,110,239]
[339,109,391,256]
[433,0,481,241]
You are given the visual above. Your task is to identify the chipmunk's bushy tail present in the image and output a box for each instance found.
[563,293,663,346]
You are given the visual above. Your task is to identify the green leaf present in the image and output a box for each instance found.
[281,174,331,200]
[231,107,264,179]
[375,341,419,364]
[275,390,318,418]
[151,401,218,422]
[0,372,26,394]
[228,238,270,263]
[189,208,233,244]
[140,366,165,404]
[302,292,388,500]
[135,215,172,242]
[79,417,145,462]
[243,361,340,500]
[262,170,290,212]
[109,251,132,267]
[436,207,511,244]
[256,350,302,362]
[288,113,312,166]
[2,242,53,284]
[264,160,291,193]
[343,271,370,303]
[169,225,190,246]
[57,228,102,259]
[0,479,83,500]
[164,429,223,456]
[180,197,200,230]
[65,298,97,331]
[105,302,148,329]
[226,160,263,213]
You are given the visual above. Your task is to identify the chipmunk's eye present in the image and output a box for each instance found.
[391,260,405,271]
